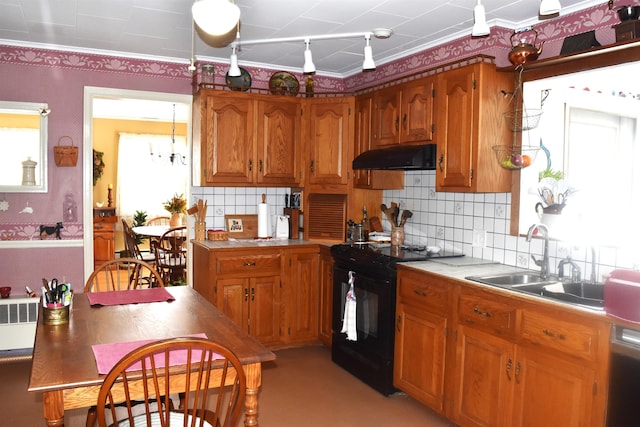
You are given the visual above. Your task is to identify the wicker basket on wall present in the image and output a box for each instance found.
[53,136,78,167]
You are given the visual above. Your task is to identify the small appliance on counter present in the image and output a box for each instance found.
[275,215,290,239]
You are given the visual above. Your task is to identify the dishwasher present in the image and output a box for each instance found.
[605,269,640,427]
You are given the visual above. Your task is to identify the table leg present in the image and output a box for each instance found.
[243,362,261,427]
[43,390,65,426]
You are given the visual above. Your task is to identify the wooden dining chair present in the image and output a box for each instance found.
[122,219,156,264]
[95,337,247,427]
[84,258,165,292]
[146,216,171,226]
[152,226,187,285]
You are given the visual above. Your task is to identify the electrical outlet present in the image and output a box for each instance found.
[517,254,529,267]
[495,205,504,218]
[436,227,444,238]
[472,229,486,247]
[455,202,462,214]
[429,189,436,198]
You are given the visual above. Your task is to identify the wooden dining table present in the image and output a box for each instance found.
[28,286,276,427]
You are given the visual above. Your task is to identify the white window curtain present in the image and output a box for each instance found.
[0,127,39,186]
[116,132,188,222]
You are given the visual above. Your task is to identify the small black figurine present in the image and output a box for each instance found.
[39,222,63,240]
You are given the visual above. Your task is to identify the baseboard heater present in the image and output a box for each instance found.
[0,297,39,351]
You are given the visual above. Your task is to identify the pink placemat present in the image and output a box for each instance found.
[87,288,175,306]
[92,333,210,374]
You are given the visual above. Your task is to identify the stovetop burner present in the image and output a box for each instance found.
[330,243,464,269]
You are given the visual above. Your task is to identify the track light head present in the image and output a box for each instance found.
[362,34,376,71]
[228,46,241,77]
[472,0,490,37]
[303,40,316,74]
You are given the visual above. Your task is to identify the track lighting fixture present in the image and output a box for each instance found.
[539,0,561,16]
[188,22,196,73]
[303,40,316,74]
[228,46,241,77]
[192,0,240,36]
[472,0,490,37]
[362,34,376,71]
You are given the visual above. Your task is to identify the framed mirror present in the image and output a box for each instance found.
[0,100,49,193]
[518,62,640,248]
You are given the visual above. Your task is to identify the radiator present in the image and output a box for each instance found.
[0,296,39,351]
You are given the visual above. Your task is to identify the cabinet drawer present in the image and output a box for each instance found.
[520,310,599,361]
[457,288,517,337]
[216,253,281,275]
[398,270,449,315]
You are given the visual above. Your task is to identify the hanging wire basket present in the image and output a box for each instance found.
[492,145,540,170]
[503,108,543,132]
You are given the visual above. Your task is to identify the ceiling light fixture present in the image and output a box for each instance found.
[362,34,376,71]
[472,0,490,37]
[230,29,392,73]
[539,0,561,16]
[192,0,240,36]
[228,46,241,77]
[303,39,316,74]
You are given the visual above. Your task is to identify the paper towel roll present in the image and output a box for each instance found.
[258,194,271,238]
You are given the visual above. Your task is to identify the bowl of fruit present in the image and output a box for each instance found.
[492,145,539,170]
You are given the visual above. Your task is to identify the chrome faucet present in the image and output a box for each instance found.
[526,223,551,280]
[558,256,581,282]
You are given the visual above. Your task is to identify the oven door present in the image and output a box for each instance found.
[331,264,396,361]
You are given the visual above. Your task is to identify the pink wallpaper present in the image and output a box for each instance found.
[0,1,632,289]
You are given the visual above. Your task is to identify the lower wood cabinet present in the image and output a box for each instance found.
[318,245,334,347]
[395,266,610,427]
[192,242,320,347]
[93,216,117,269]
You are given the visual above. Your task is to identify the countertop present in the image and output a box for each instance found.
[399,257,609,319]
[192,238,333,250]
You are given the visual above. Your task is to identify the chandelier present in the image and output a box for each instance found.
[149,104,186,166]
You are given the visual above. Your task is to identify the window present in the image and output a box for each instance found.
[116,132,188,221]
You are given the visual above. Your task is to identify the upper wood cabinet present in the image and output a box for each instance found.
[435,62,513,192]
[305,97,354,189]
[372,78,435,147]
[353,94,403,190]
[194,90,302,187]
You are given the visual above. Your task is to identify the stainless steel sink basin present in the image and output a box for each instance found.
[541,282,604,309]
[465,271,558,287]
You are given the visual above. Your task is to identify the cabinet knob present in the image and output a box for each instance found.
[244,288,249,301]
[438,154,444,172]
[259,159,263,172]
[473,306,492,318]
[506,357,513,381]
[402,113,407,129]
[310,160,315,173]
[249,159,253,172]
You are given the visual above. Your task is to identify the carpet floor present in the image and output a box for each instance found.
[0,345,454,426]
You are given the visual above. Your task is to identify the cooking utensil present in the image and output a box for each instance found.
[381,204,395,225]
[390,207,399,227]
[399,210,413,227]
[508,27,544,66]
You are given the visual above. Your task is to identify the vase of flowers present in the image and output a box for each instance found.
[163,193,186,227]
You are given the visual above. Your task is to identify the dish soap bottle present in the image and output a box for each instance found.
[362,206,370,242]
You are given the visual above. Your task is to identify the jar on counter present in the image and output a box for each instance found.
[391,226,405,246]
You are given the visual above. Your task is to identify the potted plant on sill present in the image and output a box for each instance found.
[163,193,186,227]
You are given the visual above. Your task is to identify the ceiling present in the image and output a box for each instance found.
[0,0,604,77]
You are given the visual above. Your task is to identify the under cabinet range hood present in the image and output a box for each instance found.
[352,144,437,170]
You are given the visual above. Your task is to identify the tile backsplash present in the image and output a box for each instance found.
[192,169,637,282]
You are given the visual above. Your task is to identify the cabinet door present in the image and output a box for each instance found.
[451,325,515,427]
[318,247,333,347]
[94,222,115,268]
[373,88,401,147]
[512,347,596,427]
[394,303,447,412]
[249,275,280,346]
[256,98,301,186]
[306,98,353,186]
[436,66,475,190]
[284,251,319,343]
[353,94,373,188]
[400,79,435,143]
[217,277,250,333]
[201,93,255,185]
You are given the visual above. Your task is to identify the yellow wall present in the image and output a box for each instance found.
[92,118,187,251]
[0,112,40,128]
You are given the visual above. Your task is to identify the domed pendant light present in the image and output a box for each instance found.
[192,0,240,36]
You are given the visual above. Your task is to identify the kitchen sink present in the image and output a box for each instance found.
[465,271,558,287]
[541,282,604,309]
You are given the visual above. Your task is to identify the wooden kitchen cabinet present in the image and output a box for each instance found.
[450,285,608,427]
[318,245,334,347]
[192,242,323,347]
[435,62,513,192]
[93,215,117,269]
[353,93,403,190]
[373,78,435,147]
[305,97,354,189]
[281,247,319,344]
[194,89,301,187]
[394,268,450,412]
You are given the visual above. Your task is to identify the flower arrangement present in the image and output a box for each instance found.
[163,193,186,214]
[93,149,105,186]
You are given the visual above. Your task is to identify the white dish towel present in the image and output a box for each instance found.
[341,270,357,341]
